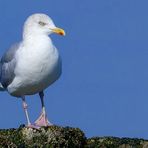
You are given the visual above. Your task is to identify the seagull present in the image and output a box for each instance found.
[0,13,65,127]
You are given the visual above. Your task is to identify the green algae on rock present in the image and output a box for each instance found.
[0,125,148,147]
[86,137,148,148]
[0,125,86,147]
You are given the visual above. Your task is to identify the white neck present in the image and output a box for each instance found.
[23,33,53,48]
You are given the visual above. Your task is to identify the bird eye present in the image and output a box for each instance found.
[38,21,46,26]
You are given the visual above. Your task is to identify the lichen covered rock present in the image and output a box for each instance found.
[86,137,148,148]
[0,125,148,147]
[0,125,86,147]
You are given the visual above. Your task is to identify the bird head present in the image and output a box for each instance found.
[23,13,65,38]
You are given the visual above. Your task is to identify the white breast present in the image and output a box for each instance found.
[7,36,62,96]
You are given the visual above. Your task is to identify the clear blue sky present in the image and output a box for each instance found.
[0,0,148,138]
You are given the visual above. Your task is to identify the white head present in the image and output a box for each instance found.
[23,13,65,39]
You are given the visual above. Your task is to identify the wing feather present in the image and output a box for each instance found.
[0,43,20,88]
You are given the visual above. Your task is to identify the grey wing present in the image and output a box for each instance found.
[0,43,20,88]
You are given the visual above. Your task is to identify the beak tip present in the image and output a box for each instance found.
[52,28,66,36]
[58,30,66,36]
[62,32,66,36]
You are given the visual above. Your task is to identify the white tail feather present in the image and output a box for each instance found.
[0,83,5,91]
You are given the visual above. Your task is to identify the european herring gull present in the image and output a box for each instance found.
[0,13,65,127]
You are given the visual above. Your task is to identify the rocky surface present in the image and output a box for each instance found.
[0,125,148,147]
[86,137,148,148]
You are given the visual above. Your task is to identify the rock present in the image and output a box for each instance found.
[0,125,148,147]
[0,125,86,147]
[86,137,148,148]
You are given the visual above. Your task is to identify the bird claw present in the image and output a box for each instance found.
[26,124,41,129]
[34,112,52,127]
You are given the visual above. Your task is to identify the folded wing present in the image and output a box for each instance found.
[0,43,20,89]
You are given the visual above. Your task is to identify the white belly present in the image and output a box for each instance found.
[7,42,62,97]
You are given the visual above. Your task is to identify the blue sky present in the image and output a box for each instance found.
[0,0,148,138]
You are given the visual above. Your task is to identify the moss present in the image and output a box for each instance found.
[0,125,86,147]
[86,137,148,148]
[0,125,148,147]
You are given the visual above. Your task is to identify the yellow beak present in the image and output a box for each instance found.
[51,27,66,36]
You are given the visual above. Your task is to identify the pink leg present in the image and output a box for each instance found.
[22,96,31,126]
[34,91,52,127]
[22,96,40,129]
